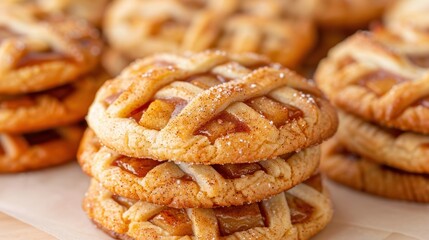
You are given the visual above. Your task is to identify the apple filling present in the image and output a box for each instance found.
[185,73,230,89]
[286,194,314,224]
[246,97,303,127]
[112,157,161,178]
[213,163,263,179]
[214,203,266,236]
[149,208,193,236]
[407,55,429,68]
[357,70,408,96]
[23,129,62,146]
[194,111,250,143]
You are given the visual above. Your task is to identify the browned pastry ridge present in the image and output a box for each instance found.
[316,32,429,134]
[0,124,84,173]
[104,0,315,68]
[83,176,333,240]
[337,111,429,174]
[321,137,429,203]
[87,51,338,164]
[0,3,102,94]
[0,71,107,133]
[78,128,320,208]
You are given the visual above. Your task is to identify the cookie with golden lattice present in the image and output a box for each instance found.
[321,137,429,203]
[83,176,332,240]
[104,0,315,68]
[0,71,107,133]
[0,3,102,94]
[315,32,429,134]
[87,51,338,164]
[78,128,320,208]
[336,111,429,174]
[0,124,84,173]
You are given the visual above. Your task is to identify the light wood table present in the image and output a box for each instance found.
[0,212,56,239]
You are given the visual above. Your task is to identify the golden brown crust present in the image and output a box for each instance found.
[83,178,333,240]
[104,0,315,68]
[315,32,429,134]
[87,51,338,164]
[337,111,429,173]
[321,137,429,203]
[0,4,102,94]
[78,128,320,208]
[0,124,84,173]
[0,71,107,133]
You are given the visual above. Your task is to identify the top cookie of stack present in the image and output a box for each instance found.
[0,3,105,172]
[88,51,338,165]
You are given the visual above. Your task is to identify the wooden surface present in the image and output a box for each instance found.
[0,212,56,240]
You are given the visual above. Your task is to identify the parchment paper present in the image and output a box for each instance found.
[0,162,428,240]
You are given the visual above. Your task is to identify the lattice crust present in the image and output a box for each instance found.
[78,129,320,208]
[83,176,333,240]
[321,137,429,203]
[384,0,429,49]
[0,71,107,134]
[0,123,84,173]
[3,0,109,26]
[337,111,429,174]
[0,3,102,94]
[315,32,429,134]
[104,0,315,68]
[281,0,390,29]
[87,51,338,164]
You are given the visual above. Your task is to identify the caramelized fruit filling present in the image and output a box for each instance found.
[112,195,137,209]
[23,129,62,146]
[185,73,229,89]
[15,51,70,68]
[112,157,161,177]
[150,208,193,236]
[246,97,303,127]
[414,97,429,109]
[0,144,6,156]
[213,163,262,179]
[407,55,429,68]
[194,112,250,143]
[286,194,314,224]
[0,84,75,109]
[214,203,265,236]
[303,174,323,193]
[357,71,408,96]
[138,98,187,130]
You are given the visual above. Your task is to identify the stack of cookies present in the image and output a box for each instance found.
[78,51,339,239]
[315,0,429,202]
[0,3,105,173]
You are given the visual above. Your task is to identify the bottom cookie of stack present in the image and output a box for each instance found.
[83,175,333,240]
[0,124,84,173]
[321,137,429,203]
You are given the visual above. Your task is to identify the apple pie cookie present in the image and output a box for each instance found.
[87,51,338,164]
[0,124,84,173]
[83,176,332,240]
[0,4,102,94]
[0,71,107,133]
[78,129,320,208]
[321,137,429,203]
[315,32,429,134]
[336,111,429,174]
[104,0,315,68]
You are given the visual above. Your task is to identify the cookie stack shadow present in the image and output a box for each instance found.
[0,4,105,173]
[78,51,339,239]
[315,0,429,203]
